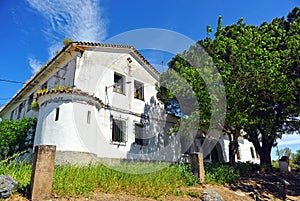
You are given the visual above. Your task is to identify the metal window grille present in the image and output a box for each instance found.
[112,119,126,142]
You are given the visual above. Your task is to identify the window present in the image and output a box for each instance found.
[41,81,48,90]
[27,93,34,112]
[112,119,126,142]
[87,111,91,124]
[10,110,14,120]
[17,102,23,119]
[250,147,255,159]
[134,123,149,146]
[54,107,60,121]
[134,80,144,100]
[113,73,124,94]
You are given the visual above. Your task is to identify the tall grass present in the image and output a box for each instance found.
[0,161,32,192]
[52,163,198,198]
[0,161,198,199]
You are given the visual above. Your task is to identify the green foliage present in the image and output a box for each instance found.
[292,150,300,165]
[276,147,292,159]
[63,38,73,46]
[204,163,240,185]
[0,161,32,192]
[234,161,260,176]
[178,164,199,186]
[0,118,37,160]
[157,7,300,167]
[30,101,39,111]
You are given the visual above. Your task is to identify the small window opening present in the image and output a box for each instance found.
[87,111,91,124]
[10,110,14,120]
[250,147,255,159]
[17,102,23,119]
[113,73,124,94]
[134,80,144,100]
[41,82,48,90]
[27,93,34,112]
[54,107,60,121]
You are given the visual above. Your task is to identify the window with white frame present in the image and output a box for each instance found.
[112,119,126,142]
[113,73,124,94]
[134,80,144,101]
[134,123,149,146]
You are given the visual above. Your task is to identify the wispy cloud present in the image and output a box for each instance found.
[26,0,107,73]
[28,57,43,74]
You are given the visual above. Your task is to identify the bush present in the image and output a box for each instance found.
[204,163,239,185]
[235,161,260,176]
[0,118,37,160]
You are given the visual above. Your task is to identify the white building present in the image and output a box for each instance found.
[0,42,259,164]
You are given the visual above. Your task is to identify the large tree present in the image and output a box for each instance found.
[158,7,300,167]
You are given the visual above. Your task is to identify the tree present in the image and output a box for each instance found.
[0,118,37,160]
[158,7,300,167]
[292,150,300,165]
[276,147,292,159]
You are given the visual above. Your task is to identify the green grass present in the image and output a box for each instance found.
[0,161,32,192]
[1,160,255,198]
[0,161,198,199]
[52,163,198,198]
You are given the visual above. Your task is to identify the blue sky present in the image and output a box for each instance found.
[0,0,299,158]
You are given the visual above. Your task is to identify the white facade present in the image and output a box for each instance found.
[0,42,258,164]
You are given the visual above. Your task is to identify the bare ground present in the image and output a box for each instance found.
[5,170,300,201]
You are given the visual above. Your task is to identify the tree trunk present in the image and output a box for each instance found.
[228,133,239,166]
[259,146,272,166]
[248,131,274,171]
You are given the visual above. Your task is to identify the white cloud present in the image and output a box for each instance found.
[26,0,106,42]
[277,134,300,146]
[26,0,107,73]
[28,57,42,73]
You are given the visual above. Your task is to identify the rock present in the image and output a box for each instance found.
[234,190,245,196]
[201,189,224,201]
[0,175,18,198]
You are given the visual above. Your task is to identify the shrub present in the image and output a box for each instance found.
[0,118,37,160]
[235,161,260,176]
[204,163,239,185]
